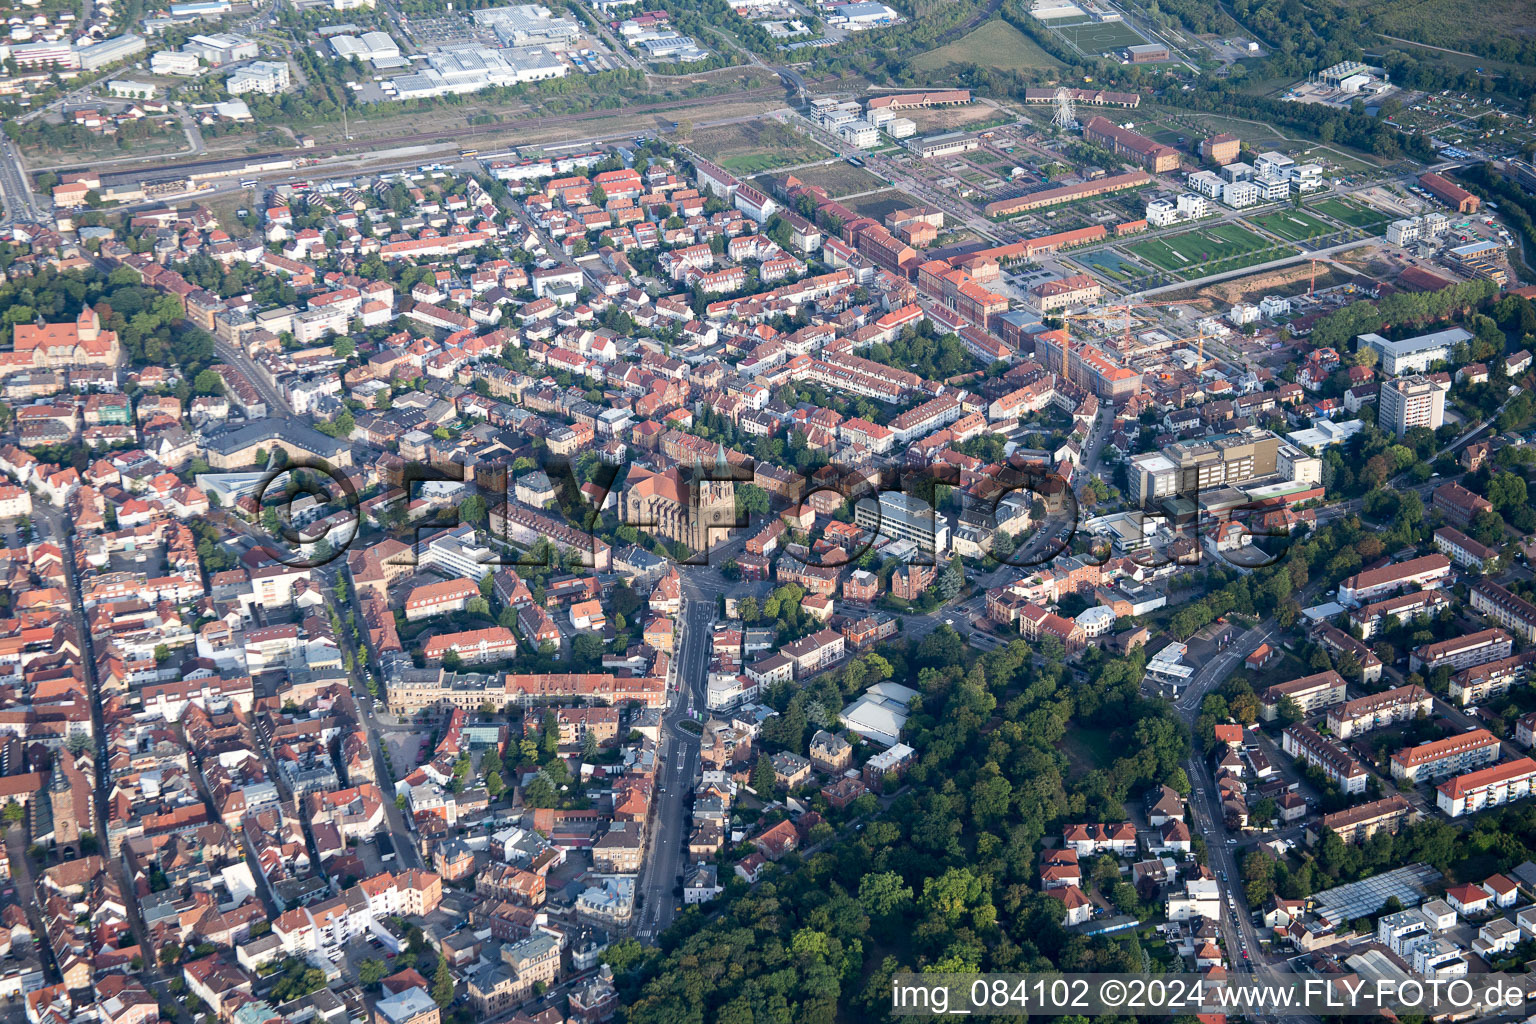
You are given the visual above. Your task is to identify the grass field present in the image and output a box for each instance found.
[846,188,918,223]
[1246,207,1337,241]
[1309,197,1392,231]
[1051,18,1148,55]
[909,18,1060,73]
[689,120,830,174]
[1058,723,1118,775]
[754,160,885,198]
[1125,222,1298,278]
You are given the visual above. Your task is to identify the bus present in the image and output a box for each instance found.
[239,179,258,188]
[460,149,479,159]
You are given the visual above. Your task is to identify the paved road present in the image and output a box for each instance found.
[0,135,42,225]
[633,589,709,938]
[215,338,293,416]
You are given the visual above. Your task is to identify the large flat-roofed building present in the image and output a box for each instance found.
[1358,328,1470,375]
[1378,374,1448,437]
[1127,42,1170,62]
[183,32,257,65]
[1320,794,1412,845]
[1391,729,1501,783]
[853,490,948,557]
[76,33,147,70]
[1438,758,1536,817]
[1083,117,1181,172]
[1325,684,1432,740]
[1260,670,1347,721]
[1337,553,1451,606]
[1128,427,1281,505]
[1470,579,1536,643]
[908,132,981,159]
[1127,452,1178,506]
[1282,723,1367,794]
[1411,627,1513,674]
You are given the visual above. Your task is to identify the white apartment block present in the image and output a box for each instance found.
[1146,198,1179,227]
[1451,652,1536,707]
[1282,723,1367,794]
[1391,729,1501,783]
[227,60,290,95]
[1325,684,1432,740]
[1438,758,1536,818]
[1221,180,1259,208]
[1187,170,1223,198]
[1410,627,1512,674]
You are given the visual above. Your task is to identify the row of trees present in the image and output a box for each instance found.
[0,265,217,375]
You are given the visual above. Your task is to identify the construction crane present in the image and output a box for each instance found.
[1052,299,1205,383]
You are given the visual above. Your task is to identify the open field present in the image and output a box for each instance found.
[1058,723,1118,775]
[753,159,886,197]
[898,104,1016,134]
[1309,196,1392,231]
[19,123,192,166]
[1050,18,1148,55]
[1122,222,1299,280]
[1127,222,1272,272]
[909,18,1060,74]
[1144,103,1387,174]
[1246,207,1337,242]
[689,119,831,174]
[846,187,919,223]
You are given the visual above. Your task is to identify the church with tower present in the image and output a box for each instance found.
[622,455,739,555]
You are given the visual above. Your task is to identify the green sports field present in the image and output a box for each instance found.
[1308,197,1393,232]
[1125,222,1295,277]
[1051,19,1148,55]
[1246,207,1337,242]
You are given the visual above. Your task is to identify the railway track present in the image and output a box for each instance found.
[66,85,787,181]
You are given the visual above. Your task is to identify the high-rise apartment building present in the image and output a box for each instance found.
[1378,374,1448,437]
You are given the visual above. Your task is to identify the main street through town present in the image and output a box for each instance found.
[633,584,712,938]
